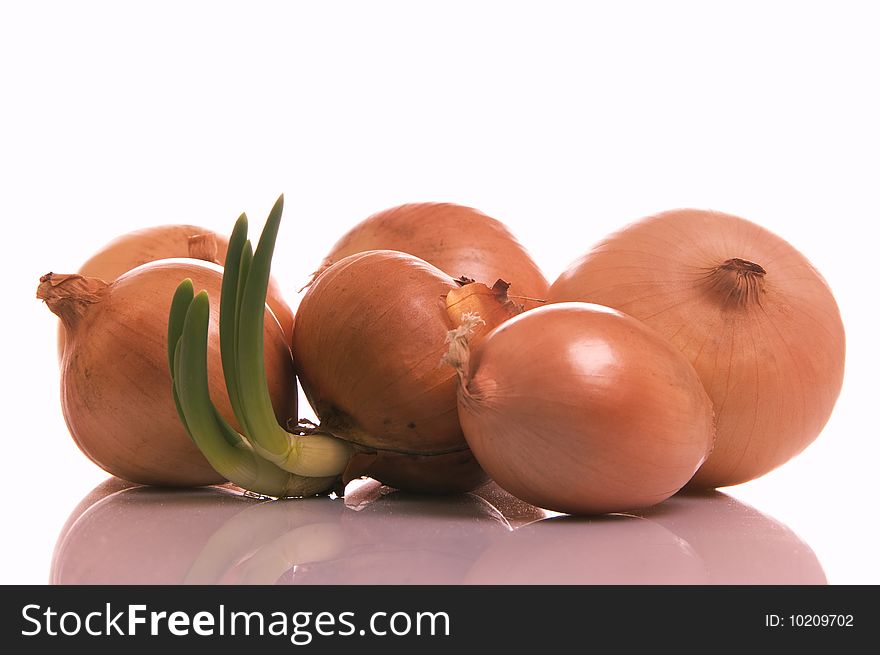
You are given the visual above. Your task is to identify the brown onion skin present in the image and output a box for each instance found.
[78,224,227,280]
[57,224,294,359]
[42,259,297,487]
[548,209,846,488]
[294,250,522,493]
[341,449,489,495]
[314,202,549,303]
[456,302,715,515]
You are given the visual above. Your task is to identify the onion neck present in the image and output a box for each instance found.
[37,273,109,332]
[443,279,525,386]
[705,258,766,308]
[442,312,486,387]
[187,233,220,264]
[446,279,523,332]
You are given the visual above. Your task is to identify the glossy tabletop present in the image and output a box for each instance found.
[49,479,826,585]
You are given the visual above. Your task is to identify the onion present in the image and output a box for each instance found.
[38,259,297,487]
[547,209,846,488]
[293,249,524,493]
[77,224,226,279]
[57,223,294,360]
[168,198,523,497]
[311,202,549,305]
[449,302,715,515]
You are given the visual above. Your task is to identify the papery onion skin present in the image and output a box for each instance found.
[314,202,549,303]
[40,259,297,487]
[294,250,519,493]
[57,224,294,360]
[548,209,846,488]
[456,302,715,515]
[78,224,226,280]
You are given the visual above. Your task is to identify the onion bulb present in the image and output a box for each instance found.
[449,302,715,515]
[57,224,294,360]
[293,249,524,493]
[38,259,297,487]
[548,209,846,488]
[310,202,549,306]
[168,198,525,497]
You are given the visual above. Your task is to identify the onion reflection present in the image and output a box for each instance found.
[51,479,514,584]
[51,479,253,584]
[464,487,826,584]
[52,479,824,585]
[631,491,827,584]
[286,481,514,584]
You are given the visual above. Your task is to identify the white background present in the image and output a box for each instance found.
[2,1,878,584]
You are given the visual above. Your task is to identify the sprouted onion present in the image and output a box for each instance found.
[170,196,522,497]
[294,250,522,493]
[57,223,294,361]
[169,198,350,498]
[38,259,296,487]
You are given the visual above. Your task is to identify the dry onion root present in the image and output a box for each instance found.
[308,202,549,308]
[38,259,296,487]
[548,209,846,488]
[170,197,526,497]
[57,223,294,361]
[447,303,716,515]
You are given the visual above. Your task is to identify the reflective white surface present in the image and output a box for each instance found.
[49,480,825,585]
[3,2,879,586]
